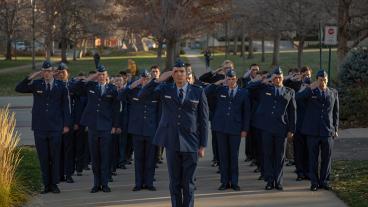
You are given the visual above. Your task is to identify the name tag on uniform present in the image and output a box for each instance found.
[164,95,172,99]
[190,100,199,104]
[133,97,139,101]
[220,95,226,98]
[36,90,43,94]
[152,100,158,103]
[89,90,95,94]
[312,96,317,99]
[266,92,272,96]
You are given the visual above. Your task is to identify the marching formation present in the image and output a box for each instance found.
[15,58,339,207]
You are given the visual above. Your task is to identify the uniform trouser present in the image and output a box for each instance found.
[166,149,198,207]
[254,128,264,175]
[262,131,287,185]
[216,132,241,185]
[111,133,120,173]
[60,129,75,178]
[126,134,134,160]
[75,126,88,173]
[211,130,219,163]
[88,130,112,187]
[245,131,255,160]
[34,131,62,187]
[294,133,309,177]
[132,135,156,187]
[307,136,333,186]
[155,146,164,162]
[118,132,128,165]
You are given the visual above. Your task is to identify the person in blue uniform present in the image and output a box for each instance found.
[283,66,312,181]
[71,72,90,176]
[55,62,75,183]
[73,64,120,193]
[15,60,71,194]
[138,60,209,207]
[296,69,339,191]
[123,69,159,191]
[205,69,251,191]
[247,66,296,191]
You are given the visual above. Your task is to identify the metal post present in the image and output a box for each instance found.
[32,0,36,70]
[328,46,332,86]
[319,21,322,69]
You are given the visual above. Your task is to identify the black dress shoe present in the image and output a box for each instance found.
[310,184,318,191]
[218,184,228,190]
[258,175,264,180]
[265,182,274,190]
[60,176,66,182]
[50,185,60,193]
[231,185,240,191]
[111,171,117,176]
[275,184,283,191]
[102,185,111,192]
[40,186,50,194]
[66,176,74,183]
[211,162,219,167]
[244,158,252,162]
[254,168,260,173]
[147,186,157,191]
[132,186,142,191]
[90,186,100,193]
[157,160,163,164]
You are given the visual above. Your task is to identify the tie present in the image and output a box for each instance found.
[179,88,184,103]
[230,89,234,99]
[100,84,104,96]
[46,83,51,93]
[275,87,279,96]
[322,90,325,99]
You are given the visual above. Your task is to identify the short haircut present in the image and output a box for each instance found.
[89,71,97,75]
[300,66,312,73]
[150,65,160,70]
[250,63,259,68]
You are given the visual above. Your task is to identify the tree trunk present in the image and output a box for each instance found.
[165,38,177,71]
[156,39,163,66]
[225,22,229,58]
[60,12,68,63]
[261,35,265,62]
[79,39,86,58]
[297,38,305,68]
[248,36,254,59]
[272,32,281,66]
[337,0,351,73]
[5,35,12,60]
[233,34,238,56]
[240,26,245,58]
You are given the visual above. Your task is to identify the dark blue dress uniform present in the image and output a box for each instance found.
[296,70,339,190]
[138,76,209,207]
[74,66,120,191]
[205,74,251,189]
[284,78,311,180]
[123,80,159,190]
[247,68,296,189]
[57,63,75,183]
[15,61,71,191]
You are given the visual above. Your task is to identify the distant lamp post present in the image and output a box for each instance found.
[31,0,36,70]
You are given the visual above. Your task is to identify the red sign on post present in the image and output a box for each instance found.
[324,26,338,45]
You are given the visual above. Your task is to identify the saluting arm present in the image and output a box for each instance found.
[15,77,35,93]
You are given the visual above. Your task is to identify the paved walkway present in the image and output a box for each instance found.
[1,49,365,206]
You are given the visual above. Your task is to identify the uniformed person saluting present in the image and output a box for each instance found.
[123,69,158,191]
[74,64,120,193]
[296,69,339,191]
[247,66,296,191]
[138,60,209,207]
[205,69,251,191]
[15,60,71,194]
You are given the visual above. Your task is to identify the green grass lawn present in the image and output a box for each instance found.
[202,49,338,81]
[0,56,173,96]
[332,160,368,207]
[16,147,42,194]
